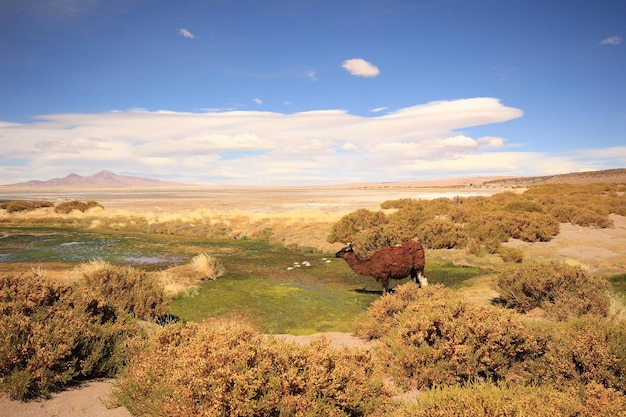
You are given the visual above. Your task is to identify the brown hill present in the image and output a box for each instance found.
[484,168,626,187]
[5,170,191,187]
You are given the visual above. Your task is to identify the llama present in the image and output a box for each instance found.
[335,241,427,294]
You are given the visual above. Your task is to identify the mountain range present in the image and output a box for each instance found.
[4,168,625,188]
[4,170,191,187]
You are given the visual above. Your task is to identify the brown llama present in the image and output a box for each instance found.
[335,241,427,294]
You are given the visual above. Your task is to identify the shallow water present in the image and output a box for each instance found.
[0,228,185,265]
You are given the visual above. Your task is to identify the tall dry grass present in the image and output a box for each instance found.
[189,253,225,280]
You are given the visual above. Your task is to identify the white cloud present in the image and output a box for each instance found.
[253,98,263,104]
[600,36,622,45]
[179,28,196,39]
[342,58,380,77]
[370,107,388,113]
[477,136,506,148]
[14,97,618,186]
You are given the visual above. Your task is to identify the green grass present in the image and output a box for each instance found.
[609,273,626,296]
[1,226,489,334]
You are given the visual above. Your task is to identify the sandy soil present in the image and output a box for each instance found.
[2,184,626,416]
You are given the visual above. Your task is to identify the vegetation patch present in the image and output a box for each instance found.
[0,273,141,400]
[327,184,625,256]
[492,261,611,320]
[111,319,392,417]
[402,382,626,417]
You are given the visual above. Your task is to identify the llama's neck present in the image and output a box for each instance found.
[342,252,373,276]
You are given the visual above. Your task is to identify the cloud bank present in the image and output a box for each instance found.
[2,97,618,185]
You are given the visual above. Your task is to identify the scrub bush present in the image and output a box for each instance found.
[0,200,54,213]
[54,200,102,213]
[541,318,626,392]
[492,261,610,320]
[0,273,139,400]
[112,319,392,417]
[399,382,626,417]
[80,264,168,322]
[355,284,546,390]
[497,246,524,263]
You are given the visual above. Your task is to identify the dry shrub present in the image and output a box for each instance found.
[0,200,54,213]
[465,238,482,256]
[112,319,391,417]
[54,200,103,214]
[416,218,466,249]
[327,208,389,246]
[80,264,168,322]
[541,318,626,393]
[497,246,524,263]
[356,284,545,390]
[190,252,226,280]
[492,261,610,320]
[0,273,139,400]
[399,382,626,417]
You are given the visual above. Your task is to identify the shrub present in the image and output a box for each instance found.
[498,246,524,263]
[541,318,626,393]
[0,273,139,400]
[80,264,168,322]
[492,261,610,320]
[0,200,54,213]
[399,382,626,417]
[111,319,392,417]
[326,208,388,245]
[416,218,466,249]
[465,238,482,256]
[190,253,226,280]
[54,200,102,214]
[356,284,546,390]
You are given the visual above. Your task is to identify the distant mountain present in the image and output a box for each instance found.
[5,170,192,187]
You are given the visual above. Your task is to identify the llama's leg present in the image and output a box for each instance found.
[382,277,390,294]
[417,270,428,287]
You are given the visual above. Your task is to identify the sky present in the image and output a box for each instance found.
[0,0,625,186]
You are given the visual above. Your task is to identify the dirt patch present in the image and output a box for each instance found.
[503,214,626,276]
[0,380,130,417]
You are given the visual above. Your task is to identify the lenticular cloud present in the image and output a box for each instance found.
[0,97,523,184]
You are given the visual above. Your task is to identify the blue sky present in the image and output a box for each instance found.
[1,0,625,185]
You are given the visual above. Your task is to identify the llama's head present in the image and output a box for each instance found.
[335,243,354,258]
